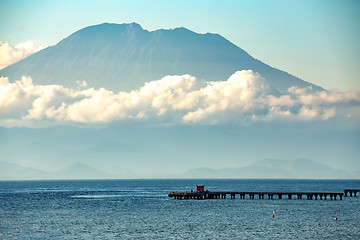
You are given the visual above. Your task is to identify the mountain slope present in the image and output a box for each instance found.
[52,162,112,179]
[0,22,322,92]
[0,161,48,180]
[0,161,112,180]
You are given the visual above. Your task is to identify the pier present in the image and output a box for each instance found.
[168,191,344,200]
[344,189,359,197]
[168,186,360,201]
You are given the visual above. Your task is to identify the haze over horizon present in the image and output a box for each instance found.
[1,1,359,179]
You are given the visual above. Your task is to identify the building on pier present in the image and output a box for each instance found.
[196,185,205,193]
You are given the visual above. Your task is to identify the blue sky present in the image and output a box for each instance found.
[1,0,359,91]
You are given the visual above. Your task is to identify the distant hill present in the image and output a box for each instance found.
[184,158,358,179]
[0,22,322,92]
[0,161,112,180]
[1,158,359,180]
[52,162,112,179]
[0,161,48,180]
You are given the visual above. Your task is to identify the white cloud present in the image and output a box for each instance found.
[76,80,87,88]
[1,70,360,127]
[0,41,43,69]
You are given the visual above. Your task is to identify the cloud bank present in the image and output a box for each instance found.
[0,41,43,69]
[1,70,359,127]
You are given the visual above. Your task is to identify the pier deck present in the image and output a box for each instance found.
[168,191,346,200]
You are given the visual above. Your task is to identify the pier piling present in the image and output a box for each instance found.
[344,189,359,197]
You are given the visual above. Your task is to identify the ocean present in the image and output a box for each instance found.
[0,179,359,239]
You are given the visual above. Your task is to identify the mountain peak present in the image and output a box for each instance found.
[128,22,142,29]
[68,161,89,169]
[171,27,195,33]
[78,22,144,34]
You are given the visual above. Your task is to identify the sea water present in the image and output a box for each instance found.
[0,179,359,239]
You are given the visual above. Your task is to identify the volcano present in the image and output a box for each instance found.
[0,22,322,92]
